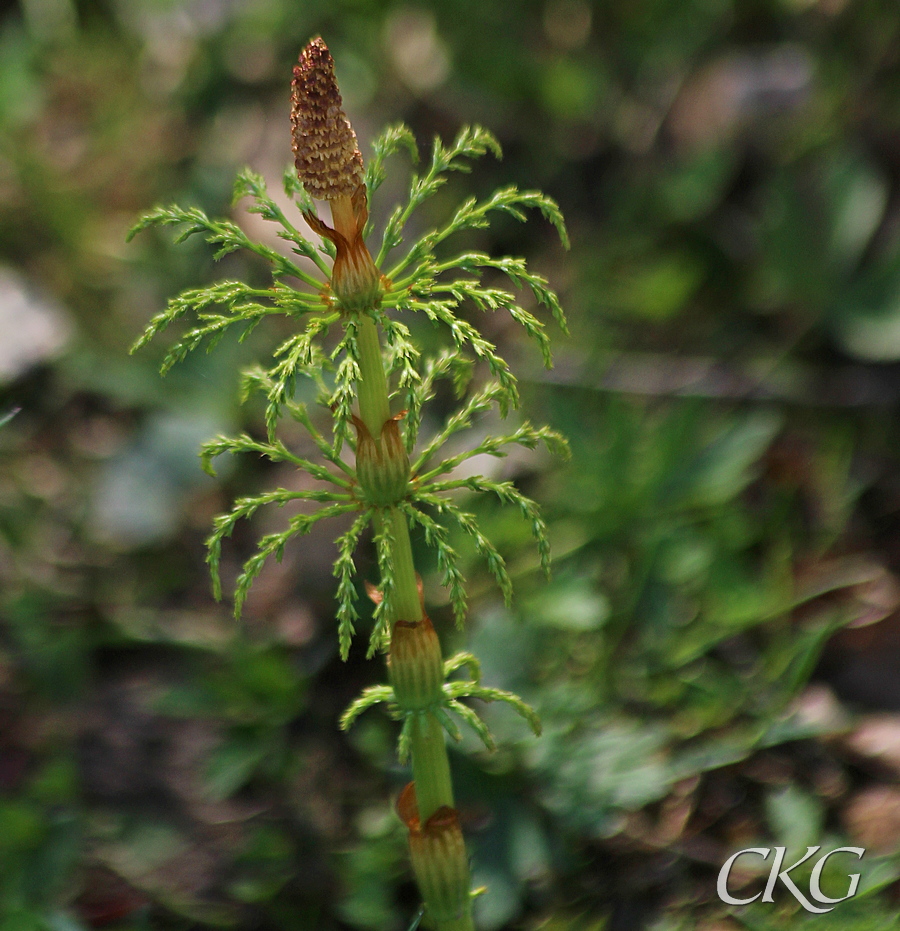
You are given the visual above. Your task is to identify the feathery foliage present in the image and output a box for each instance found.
[130,109,569,931]
[130,123,568,659]
[339,646,542,757]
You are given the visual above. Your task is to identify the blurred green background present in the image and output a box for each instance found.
[3,0,900,929]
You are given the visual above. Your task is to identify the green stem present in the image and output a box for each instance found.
[389,506,423,623]
[356,314,391,438]
[410,712,454,820]
[353,310,473,931]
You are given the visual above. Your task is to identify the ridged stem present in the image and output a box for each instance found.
[356,314,391,440]
[332,195,474,931]
[410,712,455,819]
[388,506,423,624]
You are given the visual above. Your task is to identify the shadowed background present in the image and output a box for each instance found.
[3,1,900,929]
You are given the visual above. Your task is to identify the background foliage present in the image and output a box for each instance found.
[3,1,900,929]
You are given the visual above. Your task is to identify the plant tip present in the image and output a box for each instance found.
[291,37,365,200]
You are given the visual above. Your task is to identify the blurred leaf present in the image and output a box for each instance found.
[765,784,823,850]
[0,801,45,856]
[205,734,268,801]
[540,57,606,121]
[532,578,610,631]
[44,914,89,931]
[658,149,736,222]
[825,151,889,266]
[534,717,672,835]
[611,252,705,320]
[682,411,782,507]
[832,255,900,361]
[471,864,519,930]
[94,819,188,883]
[337,820,406,931]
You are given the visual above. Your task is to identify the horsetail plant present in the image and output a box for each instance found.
[129,37,568,931]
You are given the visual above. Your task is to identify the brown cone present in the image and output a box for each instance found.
[291,37,365,200]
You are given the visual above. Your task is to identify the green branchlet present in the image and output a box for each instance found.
[129,38,568,931]
[340,646,542,757]
[130,124,568,660]
[131,122,565,927]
